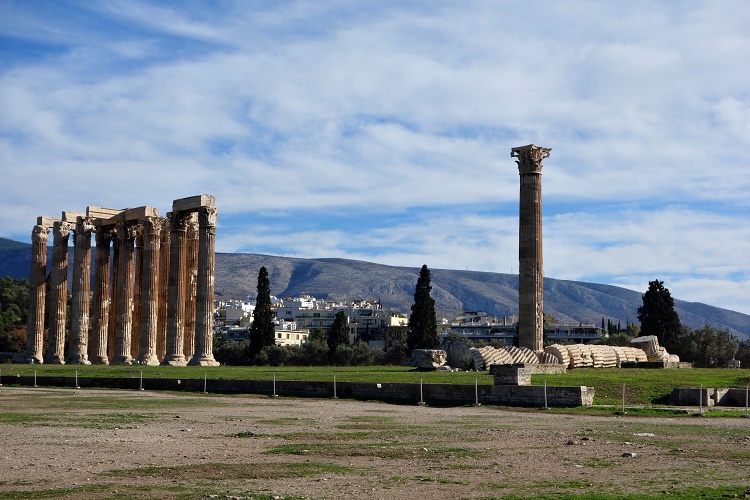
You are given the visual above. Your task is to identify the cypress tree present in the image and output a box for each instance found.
[407,265,439,351]
[327,311,350,354]
[637,279,682,352]
[247,266,276,359]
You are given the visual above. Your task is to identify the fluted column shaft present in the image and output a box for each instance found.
[25,225,49,363]
[45,221,71,364]
[183,214,198,362]
[138,217,163,365]
[519,172,543,350]
[68,217,94,364]
[511,144,550,352]
[162,212,188,366]
[131,230,144,359]
[188,207,219,366]
[108,233,119,360]
[156,218,170,360]
[90,229,112,364]
[113,222,136,364]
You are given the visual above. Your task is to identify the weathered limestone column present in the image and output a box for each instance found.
[162,211,188,366]
[138,216,163,365]
[156,219,170,360]
[45,220,72,364]
[511,144,550,352]
[183,214,198,362]
[188,206,220,366]
[131,229,144,359]
[108,231,120,360]
[113,221,136,364]
[68,216,94,364]
[90,228,113,364]
[24,219,54,363]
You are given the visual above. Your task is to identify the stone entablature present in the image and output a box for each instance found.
[20,195,219,367]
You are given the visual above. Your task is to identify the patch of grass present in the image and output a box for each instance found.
[264,442,484,459]
[585,458,618,468]
[104,461,361,481]
[0,411,158,429]
[0,484,111,499]
[533,368,750,406]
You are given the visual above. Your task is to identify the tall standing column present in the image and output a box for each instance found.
[183,214,198,362]
[108,231,120,360]
[25,222,51,363]
[188,206,219,366]
[156,218,170,360]
[162,211,188,366]
[131,229,144,359]
[511,144,550,352]
[45,221,71,364]
[68,216,94,364]
[90,228,113,364]
[113,221,136,364]
[138,216,163,365]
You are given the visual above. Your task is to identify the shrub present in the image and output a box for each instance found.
[299,338,330,366]
[214,340,250,366]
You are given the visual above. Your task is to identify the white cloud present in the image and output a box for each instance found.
[1,0,749,315]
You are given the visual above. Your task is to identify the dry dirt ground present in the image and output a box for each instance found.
[1,386,749,499]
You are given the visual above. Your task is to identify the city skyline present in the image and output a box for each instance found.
[1,1,748,314]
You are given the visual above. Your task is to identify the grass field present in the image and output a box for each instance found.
[2,363,749,407]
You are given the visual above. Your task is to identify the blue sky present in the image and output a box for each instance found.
[1,1,749,315]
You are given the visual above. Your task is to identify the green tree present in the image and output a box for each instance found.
[637,279,682,353]
[0,277,30,353]
[735,341,750,369]
[686,325,738,368]
[327,311,350,355]
[309,327,327,343]
[247,267,275,359]
[407,265,439,351]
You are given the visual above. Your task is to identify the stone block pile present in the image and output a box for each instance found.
[454,341,666,371]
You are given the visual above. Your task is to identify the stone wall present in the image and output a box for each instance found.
[7,375,594,407]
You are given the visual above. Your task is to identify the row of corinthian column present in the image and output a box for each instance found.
[22,194,219,366]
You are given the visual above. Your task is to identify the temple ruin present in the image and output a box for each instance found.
[21,194,219,366]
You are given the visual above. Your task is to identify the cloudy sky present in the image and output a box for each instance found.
[1,1,749,314]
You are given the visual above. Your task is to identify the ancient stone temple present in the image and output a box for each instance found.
[21,194,219,367]
[511,145,551,352]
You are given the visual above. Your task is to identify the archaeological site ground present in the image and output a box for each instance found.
[1,385,749,499]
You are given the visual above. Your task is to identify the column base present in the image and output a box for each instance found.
[14,353,43,364]
[44,355,65,364]
[89,356,109,365]
[161,355,187,366]
[187,355,220,367]
[111,355,133,365]
[67,355,91,365]
[138,354,160,366]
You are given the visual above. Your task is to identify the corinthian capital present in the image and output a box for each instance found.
[168,211,189,232]
[31,225,49,244]
[511,144,551,174]
[75,216,95,236]
[198,206,218,228]
[139,216,165,237]
[53,221,72,240]
[186,212,199,238]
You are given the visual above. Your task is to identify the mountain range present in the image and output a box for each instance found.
[1,237,748,339]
